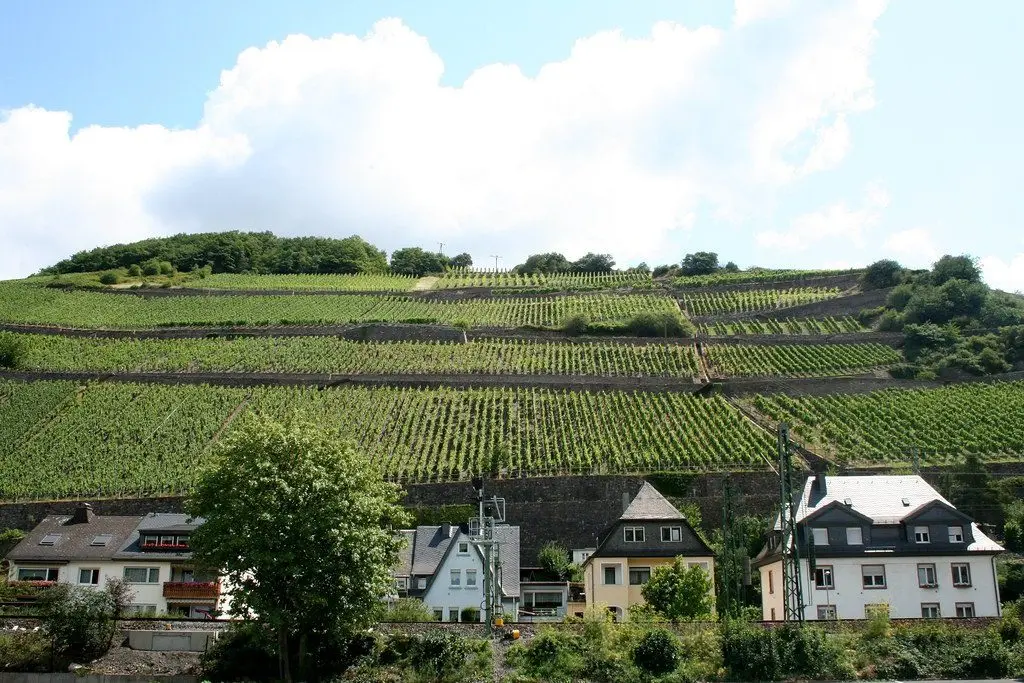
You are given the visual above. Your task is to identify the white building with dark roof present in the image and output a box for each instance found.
[4,504,229,618]
[391,523,519,622]
[755,475,1004,621]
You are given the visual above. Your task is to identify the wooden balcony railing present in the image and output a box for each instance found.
[162,581,220,599]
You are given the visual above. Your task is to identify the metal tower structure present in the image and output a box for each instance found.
[469,476,506,634]
[720,480,742,617]
[777,423,805,622]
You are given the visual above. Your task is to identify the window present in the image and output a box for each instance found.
[814,566,834,589]
[862,564,886,589]
[123,567,160,584]
[948,526,964,543]
[914,526,930,543]
[395,577,409,590]
[812,528,829,546]
[433,608,443,622]
[917,563,937,587]
[846,527,863,545]
[128,604,157,616]
[450,569,461,587]
[78,568,100,585]
[817,605,837,620]
[90,534,113,547]
[865,603,890,618]
[951,563,971,587]
[142,536,158,548]
[38,533,61,546]
[955,602,975,618]
[448,607,459,622]
[921,603,940,618]
[624,527,645,543]
[603,565,618,585]
[17,567,59,581]
[629,567,651,585]
[465,569,477,588]
[160,535,175,545]
[458,542,469,554]
[661,526,683,542]
[768,570,774,594]
[417,577,427,590]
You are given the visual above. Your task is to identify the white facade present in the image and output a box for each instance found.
[572,548,596,565]
[760,554,1001,621]
[421,532,518,622]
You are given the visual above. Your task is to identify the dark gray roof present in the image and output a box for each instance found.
[410,525,457,575]
[492,525,520,598]
[620,482,685,521]
[395,530,416,577]
[6,514,142,563]
[399,524,521,599]
[113,513,201,561]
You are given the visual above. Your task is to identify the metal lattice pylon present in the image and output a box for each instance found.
[778,423,805,622]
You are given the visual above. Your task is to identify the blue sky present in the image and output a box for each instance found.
[1,0,1022,290]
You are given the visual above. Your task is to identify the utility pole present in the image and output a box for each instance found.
[489,255,501,272]
[469,476,506,634]
[438,242,444,255]
[720,480,741,617]
[778,423,805,622]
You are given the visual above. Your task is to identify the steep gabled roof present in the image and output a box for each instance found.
[400,524,521,599]
[394,530,416,577]
[620,482,685,521]
[795,475,951,525]
[7,514,142,563]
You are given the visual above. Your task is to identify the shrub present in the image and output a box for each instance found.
[632,628,680,675]
[98,271,120,285]
[200,622,278,681]
[862,259,905,290]
[385,598,436,623]
[562,314,590,336]
[410,630,468,682]
[158,260,175,275]
[127,264,142,276]
[460,606,480,623]
[39,579,132,662]
[0,631,52,672]
[140,259,161,276]
[722,621,851,681]
[0,332,27,369]
[537,541,572,579]
[628,312,694,338]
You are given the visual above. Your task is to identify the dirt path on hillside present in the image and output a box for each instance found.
[413,276,439,291]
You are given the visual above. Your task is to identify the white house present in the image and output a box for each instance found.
[755,475,1003,621]
[4,504,229,618]
[392,523,519,622]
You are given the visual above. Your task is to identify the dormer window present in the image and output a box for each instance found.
[624,527,645,543]
[38,533,61,546]
[948,526,964,543]
[661,526,683,542]
[846,527,863,545]
[141,534,190,550]
[90,534,113,547]
[812,528,829,546]
[914,526,930,544]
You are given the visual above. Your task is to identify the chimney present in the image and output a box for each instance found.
[440,522,452,538]
[622,492,631,514]
[69,503,95,525]
[813,474,827,495]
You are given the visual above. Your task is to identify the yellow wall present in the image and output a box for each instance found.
[585,556,715,622]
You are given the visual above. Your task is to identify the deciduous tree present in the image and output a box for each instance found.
[641,557,714,622]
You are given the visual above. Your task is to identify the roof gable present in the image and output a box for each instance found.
[801,500,874,526]
[621,482,685,521]
[902,499,973,525]
[795,475,961,525]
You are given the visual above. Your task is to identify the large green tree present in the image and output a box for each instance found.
[390,247,449,276]
[515,252,572,274]
[186,417,410,681]
[641,557,715,622]
[679,252,719,276]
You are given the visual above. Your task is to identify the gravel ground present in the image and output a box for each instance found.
[81,644,202,677]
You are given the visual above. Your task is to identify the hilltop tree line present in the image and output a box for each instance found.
[860,255,1024,379]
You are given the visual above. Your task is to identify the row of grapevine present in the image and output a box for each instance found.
[12,333,701,378]
[436,269,653,291]
[0,380,77,459]
[698,317,865,336]
[752,382,1024,464]
[681,288,841,316]
[0,380,775,499]
[197,273,420,291]
[672,268,861,288]
[0,282,679,329]
[705,343,901,377]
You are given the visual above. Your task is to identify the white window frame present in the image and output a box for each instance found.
[602,564,620,585]
[816,605,837,620]
[917,563,937,587]
[914,526,930,544]
[623,526,645,543]
[862,564,886,589]
[812,528,829,546]
[123,567,160,584]
[955,602,975,618]
[951,562,971,587]
[449,569,461,588]
[465,569,477,588]
[17,567,59,581]
[948,526,964,543]
[846,527,863,545]
[661,526,683,542]
[921,603,940,618]
[457,541,469,555]
[628,566,651,586]
[814,565,834,590]
[78,568,100,585]
[417,577,427,590]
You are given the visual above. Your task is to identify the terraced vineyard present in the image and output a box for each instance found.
[697,317,865,336]
[9,334,701,378]
[681,288,841,316]
[752,382,1024,463]
[672,268,861,288]
[0,283,679,329]
[196,273,419,291]
[0,379,78,452]
[704,343,901,377]
[0,379,774,499]
[436,270,653,290]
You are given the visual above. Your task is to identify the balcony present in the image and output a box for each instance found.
[162,581,220,600]
[6,581,55,599]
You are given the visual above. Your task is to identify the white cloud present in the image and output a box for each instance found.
[734,0,794,26]
[981,253,1024,293]
[882,228,939,267]
[0,3,887,279]
[756,182,889,251]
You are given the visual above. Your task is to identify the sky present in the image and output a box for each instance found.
[1,0,1022,291]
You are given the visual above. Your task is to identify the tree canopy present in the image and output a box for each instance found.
[42,231,389,276]
[861,259,905,290]
[515,252,573,274]
[389,247,450,276]
[186,417,409,681]
[640,557,715,622]
[679,252,720,276]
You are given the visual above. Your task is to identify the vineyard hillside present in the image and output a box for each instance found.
[1,258,1023,505]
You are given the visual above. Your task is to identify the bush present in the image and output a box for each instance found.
[0,631,52,672]
[39,580,131,662]
[385,598,436,623]
[562,314,590,336]
[410,631,468,682]
[722,622,851,681]
[98,271,120,285]
[460,606,480,623]
[140,259,161,276]
[127,264,142,276]
[632,628,680,675]
[628,312,694,338]
[862,259,905,290]
[0,332,27,369]
[200,622,278,681]
[158,260,175,275]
